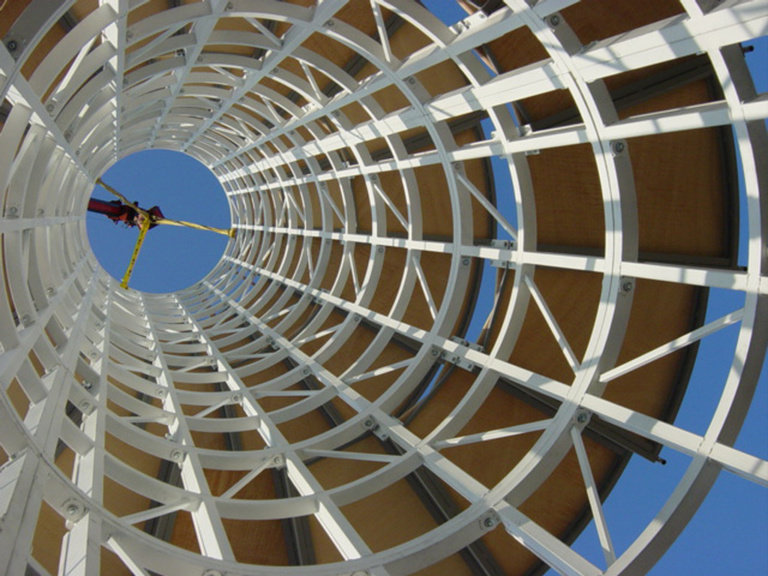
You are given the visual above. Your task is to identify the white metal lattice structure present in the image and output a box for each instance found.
[0,1,766,575]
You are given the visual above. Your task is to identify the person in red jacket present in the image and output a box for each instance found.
[88,198,164,228]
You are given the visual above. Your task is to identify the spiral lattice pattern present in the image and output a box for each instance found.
[0,1,766,575]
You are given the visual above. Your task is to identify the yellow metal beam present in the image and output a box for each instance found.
[96,177,234,237]
[96,177,147,216]
[120,217,151,289]
[154,218,234,237]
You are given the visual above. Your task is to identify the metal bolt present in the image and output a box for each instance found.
[21,314,31,325]
[302,368,310,375]
[231,394,241,403]
[80,401,91,412]
[622,279,634,293]
[462,257,470,266]
[324,19,334,27]
[83,381,93,390]
[64,131,73,140]
[226,1,234,9]
[548,14,561,26]
[353,314,361,322]
[6,40,18,52]
[377,246,384,253]
[7,206,17,216]
[66,504,79,516]
[126,30,133,40]
[46,103,55,113]
[170,450,184,462]
[364,418,374,428]
[576,412,588,424]
[483,516,495,528]
[431,349,439,357]
[612,141,626,155]
[453,161,461,171]
[46,287,55,296]
[407,76,416,85]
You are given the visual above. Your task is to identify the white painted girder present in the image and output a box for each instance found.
[0,0,766,574]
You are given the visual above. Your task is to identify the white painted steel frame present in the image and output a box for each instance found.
[0,0,766,575]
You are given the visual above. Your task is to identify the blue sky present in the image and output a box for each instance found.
[87,149,230,293]
[86,5,767,573]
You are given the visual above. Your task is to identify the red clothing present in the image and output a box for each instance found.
[88,199,164,228]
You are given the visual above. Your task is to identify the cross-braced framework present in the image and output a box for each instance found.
[0,1,766,575]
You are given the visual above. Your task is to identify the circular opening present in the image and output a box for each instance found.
[87,150,230,293]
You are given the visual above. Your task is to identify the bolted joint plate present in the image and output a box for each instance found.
[479,510,501,531]
[362,416,389,441]
[61,499,88,525]
[441,343,477,373]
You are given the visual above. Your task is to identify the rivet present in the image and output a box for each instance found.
[66,504,79,516]
[377,246,384,253]
[302,368,309,375]
[46,103,55,113]
[548,14,561,26]
[483,516,495,528]
[621,278,634,293]
[612,141,626,155]
[576,412,588,424]
[462,257,470,266]
[6,40,18,52]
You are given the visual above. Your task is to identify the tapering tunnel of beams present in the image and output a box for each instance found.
[0,1,766,576]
